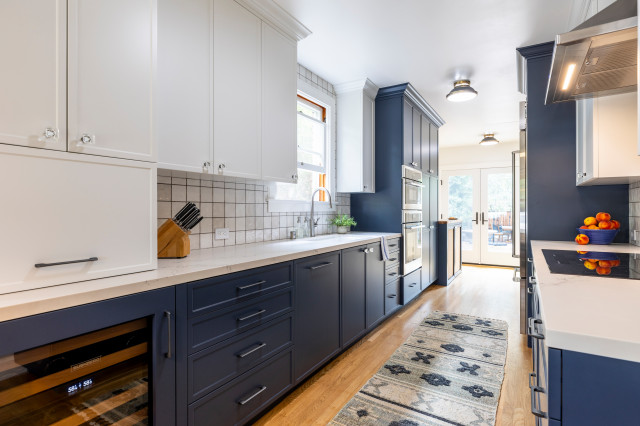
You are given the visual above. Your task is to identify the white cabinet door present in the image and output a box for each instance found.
[261,22,297,183]
[0,0,66,151]
[0,145,156,295]
[157,0,212,173]
[213,0,261,179]
[67,0,156,162]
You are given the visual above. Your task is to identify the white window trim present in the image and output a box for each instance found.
[268,76,337,213]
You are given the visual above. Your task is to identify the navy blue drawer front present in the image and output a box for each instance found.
[385,281,400,314]
[385,263,401,283]
[189,349,293,426]
[189,314,293,403]
[188,286,293,353]
[188,262,292,317]
[387,238,400,253]
[402,268,421,304]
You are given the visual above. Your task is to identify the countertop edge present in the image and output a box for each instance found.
[0,233,400,323]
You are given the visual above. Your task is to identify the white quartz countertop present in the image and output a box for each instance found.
[0,232,400,323]
[531,240,640,362]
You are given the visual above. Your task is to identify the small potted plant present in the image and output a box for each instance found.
[332,214,357,234]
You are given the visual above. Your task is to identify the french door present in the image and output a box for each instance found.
[441,167,518,266]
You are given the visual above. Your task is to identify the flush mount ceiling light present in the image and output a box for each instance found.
[446,80,478,102]
[479,133,499,146]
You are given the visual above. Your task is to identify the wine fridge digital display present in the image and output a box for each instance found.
[0,317,152,425]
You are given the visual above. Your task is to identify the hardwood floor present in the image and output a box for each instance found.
[255,265,534,426]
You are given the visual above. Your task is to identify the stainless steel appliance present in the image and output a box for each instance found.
[546,0,637,104]
[402,165,423,210]
[402,210,423,274]
[517,100,528,335]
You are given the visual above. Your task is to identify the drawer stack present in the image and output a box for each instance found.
[384,238,402,314]
[184,262,294,425]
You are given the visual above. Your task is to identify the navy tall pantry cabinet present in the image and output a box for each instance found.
[351,83,444,290]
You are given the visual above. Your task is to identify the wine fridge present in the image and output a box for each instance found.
[0,287,175,426]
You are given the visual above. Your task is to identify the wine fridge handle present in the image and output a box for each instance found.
[165,311,172,359]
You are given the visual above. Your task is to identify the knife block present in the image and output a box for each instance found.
[157,219,191,258]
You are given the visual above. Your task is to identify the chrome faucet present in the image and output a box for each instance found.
[310,187,333,237]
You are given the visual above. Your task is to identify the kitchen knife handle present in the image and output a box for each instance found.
[35,257,98,268]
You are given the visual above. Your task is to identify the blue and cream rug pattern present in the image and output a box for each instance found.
[330,311,508,426]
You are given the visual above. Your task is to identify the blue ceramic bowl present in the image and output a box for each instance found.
[576,228,619,245]
[576,251,620,261]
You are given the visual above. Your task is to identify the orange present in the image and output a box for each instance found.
[598,221,613,230]
[583,260,597,270]
[611,220,621,229]
[575,234,589,245]
[610,259,621,267]
[598,260,613,268]
[579,225,588,229]
[576,250,588,254]
[596,212,611,222]
[596,266,611,275]
[584,217,598,226]
[588,225,599,230]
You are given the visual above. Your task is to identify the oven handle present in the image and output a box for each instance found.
[404,181,424,188]
[405,224,425,230]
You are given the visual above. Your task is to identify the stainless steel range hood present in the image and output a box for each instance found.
[546,0,638,104]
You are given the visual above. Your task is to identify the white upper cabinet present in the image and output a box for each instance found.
[576,91,640,185]
[0,0,67,151]
[67,0,156,162]
[213,0,262,179]
[335,79,378,193]
[261,22,298,183]
[157,0,212,173]
[157,0,309,181]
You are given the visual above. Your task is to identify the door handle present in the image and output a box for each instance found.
[472,212,478,224]
[481,212,487,225]
[309,262,333,270]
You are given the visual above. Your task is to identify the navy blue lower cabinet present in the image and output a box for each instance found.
[293,252,341,383]
[401,268,421,304]
[365,242,385,329]
[188,349,293,426]
[341,245,367,347]
[385,280,401,315]
[0,287,176,425]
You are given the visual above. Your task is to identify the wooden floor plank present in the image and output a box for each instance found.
[255,265,534,426]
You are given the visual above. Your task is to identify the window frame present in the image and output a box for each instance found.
[268,76,336,213]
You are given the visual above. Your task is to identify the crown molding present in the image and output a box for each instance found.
[516,41,554,60]
[334,78,379,99]
[376,83,445,127]
[236,0,311,41]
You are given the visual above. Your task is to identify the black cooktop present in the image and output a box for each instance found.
[542,249,640,280]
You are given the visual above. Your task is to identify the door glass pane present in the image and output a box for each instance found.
[447,175,473,251]
[486,172,513,254]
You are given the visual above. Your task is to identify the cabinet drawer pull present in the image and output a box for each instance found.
[408,283,417,288]
[237,342,267,358]
[389,257,398,262]
[237,385,267,405]
[529,373,548,418]
[388,272,398,277]
[389,243,397,248]
[237,309,266,322]
[35,257,98,268]
[387,294,397,298]
[527,318,545,340]
[309,262,333,270]
[237,280,266,291]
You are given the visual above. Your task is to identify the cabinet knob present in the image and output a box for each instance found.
[291,173,298,180]
[79,134,94,145]
[43,127,57,140]
[429,169,434,174]
[218,163,226,174]
[411,162,418,167]
[203,161,211,170]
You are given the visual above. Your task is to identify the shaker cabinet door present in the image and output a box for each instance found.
[261,22,297,183]
[67,0,156,162]
[403,100,414,166]
[365,243,385,328]
[341,246,366,346]
[157,0,212,173]
[420,115,430,174]
[0,0,67,151]
[412,108,421,169]
[213,0,262,179]
[429,121,439,175]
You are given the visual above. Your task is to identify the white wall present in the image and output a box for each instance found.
[440,141,519,170]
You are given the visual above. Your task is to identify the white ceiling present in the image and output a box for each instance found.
[274,0,579,147]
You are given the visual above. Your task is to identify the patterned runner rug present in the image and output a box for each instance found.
[330,311,508,426]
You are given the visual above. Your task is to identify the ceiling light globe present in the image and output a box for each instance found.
[446,80,478,102]
[479,133,499,146]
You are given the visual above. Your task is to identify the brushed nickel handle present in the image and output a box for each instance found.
[309,262,333,270]
[237,309,266,322]
[472,212,479,224]
[35,257,98,268]
[408,283,417,287]
[237,342,267,358]
[387,294,397,298]
[164,311,172,359]
[237,386,267,405]
[529,373,548,418]
[411,161,418,167]
[237,280,266,291]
